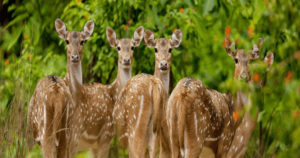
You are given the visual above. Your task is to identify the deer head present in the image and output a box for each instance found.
[55,18,94,94]
[225,37,264,81]
[144,29,182,93]
[55,19,94,66]
[106,26,144,70]
[144,29,182,74]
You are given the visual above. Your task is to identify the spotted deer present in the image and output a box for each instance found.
[113,29,182,158]
[28,18,94,158]
[72,26,144,157]
[166,37,273,158]
[224,37,274,158]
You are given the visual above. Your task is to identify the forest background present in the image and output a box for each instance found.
[0,0,299,157]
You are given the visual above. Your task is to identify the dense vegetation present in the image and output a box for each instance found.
[0,0,299,157]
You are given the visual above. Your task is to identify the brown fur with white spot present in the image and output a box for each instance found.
[224,37,274,158]
[28,19,94,158]
[166,36,273,158]
[113,30,182,158]
[73,26,144,157]
[167,78,234,158]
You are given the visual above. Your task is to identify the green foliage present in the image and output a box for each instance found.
[0,0,299,157]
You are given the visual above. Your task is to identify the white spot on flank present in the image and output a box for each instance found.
[183,129,188,157]
[240,136,244,143]
[82,131,98,140]
[205,137,218,141]
[35,137,41,142]
[194,112,199,142]
[43,103,46,136]
[55,139,59,146]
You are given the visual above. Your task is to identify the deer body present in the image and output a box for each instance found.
[28,75,72,157]
[113,30,182,158]
[28,19,95,158]
[166,37,273,158]
[223,37,273,158]
[166,78,234,158]
[73,64,132,156]
[113,74,167,158]
[73,27,144,157]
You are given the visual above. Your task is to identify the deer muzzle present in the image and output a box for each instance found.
[71,54,79,63]
[123,58,131,65]
[159,60,168,71]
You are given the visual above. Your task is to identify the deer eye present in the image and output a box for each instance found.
[80,40,85,46]
[131,46,134,51]
[154,48,158,53]
[65,40,69,45]
[117,47,121,51]
[234,58,238,64]
[168,48,172,53]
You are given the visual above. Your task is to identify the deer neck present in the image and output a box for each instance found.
[235,89,247,110]
[110,64,131,98]
[235,74,252,107]
[154,67,170,94]
[65,60,83,100]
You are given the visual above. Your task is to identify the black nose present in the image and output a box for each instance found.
[71,54,79,62]
[123,58,130,65]
[240,73,247,79]
[160,61,168,70]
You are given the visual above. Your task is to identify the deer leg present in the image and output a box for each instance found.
[128,134,147,158]
[41,108,57,158]
[225,112,257,158]
[169,127,179,158]
[159,125,171,158]
[54,98,68,158]
[91,144,110,158]
[56,128,68,158]
[185,134,203,158]
[199,147,216,158]
[216,121,235,158]
[170,141,179,158]
[148,132,158,158]
[168,108,180,158]
[41,138,56,158]
[185,117,204,158]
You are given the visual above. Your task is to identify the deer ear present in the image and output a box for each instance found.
[132,26,144,47]
[250,38,263,60]
[250,44,260,59]
[264,52,274,71]
[144,30,156,47]
[106,27,118,47]
[81,20,94,40]
[55,18,68,39]
[225,37,236,58]
[170,30,182,48]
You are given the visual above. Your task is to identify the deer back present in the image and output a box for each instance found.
[166,77,235,157]
[113,73,167,149]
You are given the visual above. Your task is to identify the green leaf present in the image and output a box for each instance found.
[8,4,16,12]
[257,110,265,122]
[203,0,215,15]
[7,27,23,50]
[5,13,29,29]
